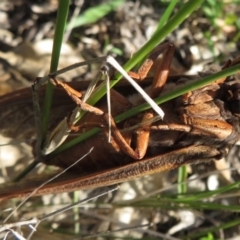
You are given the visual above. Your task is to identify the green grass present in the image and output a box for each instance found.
[66,0,125,29]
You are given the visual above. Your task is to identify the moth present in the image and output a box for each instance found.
[0,42,239,200]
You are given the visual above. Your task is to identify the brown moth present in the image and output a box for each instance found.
[0,43,239,200]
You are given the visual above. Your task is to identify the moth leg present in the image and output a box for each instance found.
[67,88,132,145]
[66,111,104,131]
[51,77,103,115]
[150,118,233,141]
[128,42,174,96]
[131,42,175,158]
[181,118,233,140]
[66,88,136,158]
[150,123,192,132]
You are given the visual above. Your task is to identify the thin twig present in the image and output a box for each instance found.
[4,148,94,223]
[78,223,151,239]
[0,186,118,239]
[78,209,181,240]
